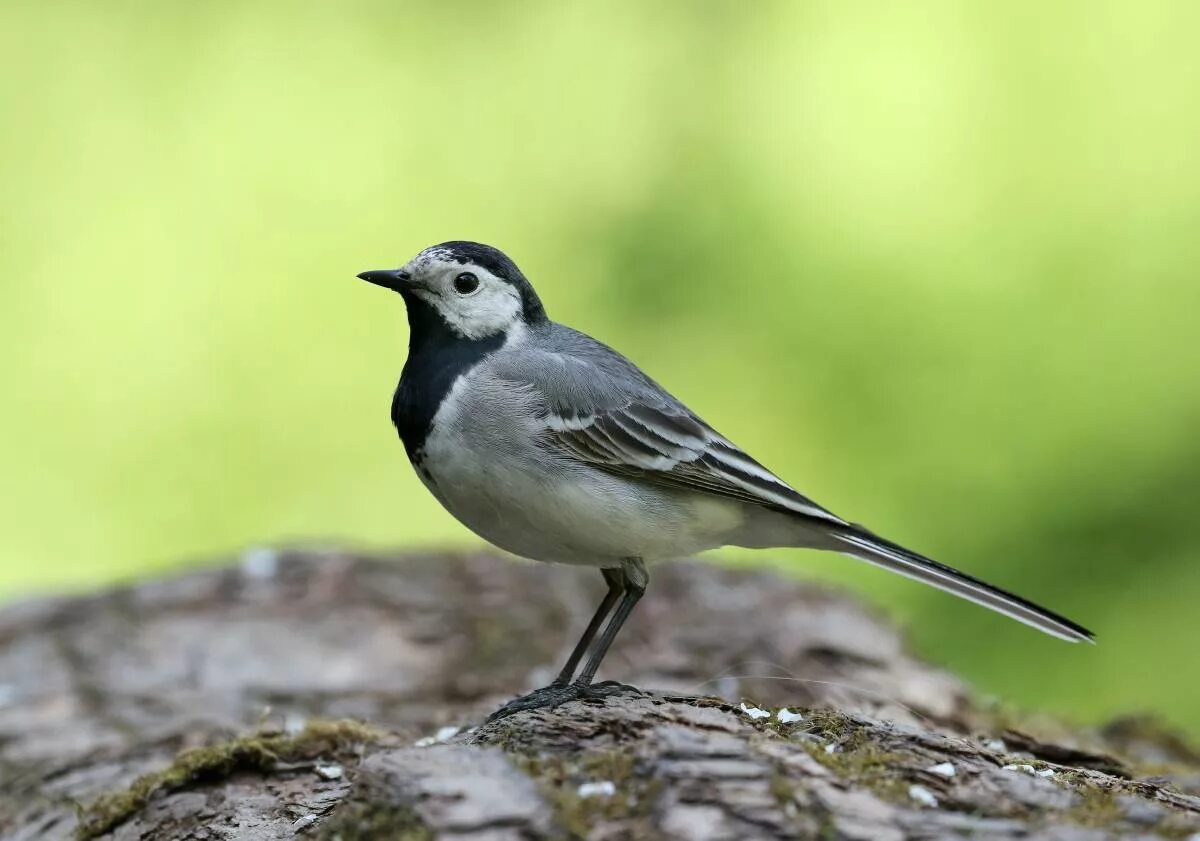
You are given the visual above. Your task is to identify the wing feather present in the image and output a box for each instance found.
[540,401,844,524]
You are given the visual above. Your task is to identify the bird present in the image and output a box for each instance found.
[357,241,1093,719]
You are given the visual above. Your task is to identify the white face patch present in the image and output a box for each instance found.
[402,249,524,340]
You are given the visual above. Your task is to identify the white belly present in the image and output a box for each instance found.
[415,379,743,566]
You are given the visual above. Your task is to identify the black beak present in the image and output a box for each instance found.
[356,268,411,291]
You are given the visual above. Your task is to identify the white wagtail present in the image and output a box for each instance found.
[358,241,1093,719]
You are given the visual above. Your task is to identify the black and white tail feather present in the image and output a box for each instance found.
[536,384,1094,645]
[830,526,1093,643]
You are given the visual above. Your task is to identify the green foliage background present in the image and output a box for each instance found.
[2,2,1197,733]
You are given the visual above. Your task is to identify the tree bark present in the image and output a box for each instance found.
[1,549,1197,840]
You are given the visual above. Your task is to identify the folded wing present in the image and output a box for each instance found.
[543,400,846,526]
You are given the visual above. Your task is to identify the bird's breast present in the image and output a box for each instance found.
[391,329,506,459]
[409,380,746,565]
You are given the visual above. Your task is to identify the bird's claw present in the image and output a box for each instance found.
[487,680,643,721]
[487,682,581,721]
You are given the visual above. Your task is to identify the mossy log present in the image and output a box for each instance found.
[1,550,1197,840]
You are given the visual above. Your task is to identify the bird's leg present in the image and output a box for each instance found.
[573,557,646,697]
[486,561,647,721]
[551,567,624,686]
[486,566,624,721]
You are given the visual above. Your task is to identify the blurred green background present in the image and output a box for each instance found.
[1,1,1197,734]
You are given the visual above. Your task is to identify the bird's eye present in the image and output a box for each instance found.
[453,272,480,295]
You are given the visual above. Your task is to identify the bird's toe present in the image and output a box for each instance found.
[584,680,644,698]
[486,682,583,721]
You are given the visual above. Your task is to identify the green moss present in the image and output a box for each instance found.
[1043,770,1198,837]
[796,713,908,801]
[1057,768,1143,801]
[75,720,382,840]
[739,706,910,802]
[807,741,910,801]
[511,748,662,840]
[797,709,856,744]
[478,720,534,755]
[1063,787,1124,828]
[315,802,432,841]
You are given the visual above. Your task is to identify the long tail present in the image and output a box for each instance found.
[830,524,1094,643]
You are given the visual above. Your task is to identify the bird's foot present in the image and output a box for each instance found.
[486,682,582,721]
[487,680,644,722]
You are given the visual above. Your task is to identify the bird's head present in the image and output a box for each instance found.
[358,241,546,341]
